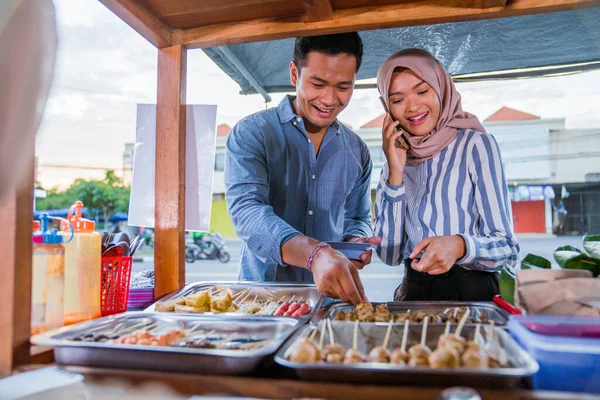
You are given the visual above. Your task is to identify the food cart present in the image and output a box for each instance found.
[2,0,600,398]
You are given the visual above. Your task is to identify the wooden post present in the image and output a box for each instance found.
[0,164,34,376]
[154,44,187,300]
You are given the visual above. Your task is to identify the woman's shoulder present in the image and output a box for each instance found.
[458,129,499,150]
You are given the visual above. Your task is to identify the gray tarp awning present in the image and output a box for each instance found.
[203,7,600,101]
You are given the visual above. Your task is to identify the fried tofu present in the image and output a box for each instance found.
[174,304,209,313]
[211,292,233,313]
[185,290,212,308]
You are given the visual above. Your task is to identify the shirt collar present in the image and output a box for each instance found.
[277,95,342,135]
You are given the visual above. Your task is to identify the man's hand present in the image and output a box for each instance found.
[409,235,466,275]
[347,236,382,269]
[311,247,367,305]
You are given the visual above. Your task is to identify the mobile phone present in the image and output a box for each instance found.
[379,96,409,150]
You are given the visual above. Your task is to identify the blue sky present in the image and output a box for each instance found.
[35,0,600,188]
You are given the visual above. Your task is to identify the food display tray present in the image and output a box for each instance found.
[31,312,301,375]
[275,321,538,389]
[145,281,323,319]
[313,301,509,326]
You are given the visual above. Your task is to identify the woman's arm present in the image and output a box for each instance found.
[374,164,408,266]
[457,132,520,271]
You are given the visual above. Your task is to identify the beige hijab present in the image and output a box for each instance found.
[377,48,486,165]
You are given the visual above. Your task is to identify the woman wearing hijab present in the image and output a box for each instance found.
[374,48,519,301]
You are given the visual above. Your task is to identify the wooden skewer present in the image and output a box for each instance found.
[186,330,204,339]
[118,320,155,335]
[239,290,253,304]
[110,323,124,335]
[296,296,303,304]
[185,322,202,335]
[444,321,451,335]
[353,320,359,350]
[309,328,319,341]
[420,316,429,348]
[215,332,238,345]
[196,329,216,342]
[276,295,287,303]
[400,320,409,354]
[474,323,481,344]
[453,307,458,319]
[318,320,325,350]
[382,319,393,349]
[455,308,471,338]
[252,295,258,306]
[238,339,271,350]
[232,288,249,301]
[288,295,296,303]
[327,318,336,346]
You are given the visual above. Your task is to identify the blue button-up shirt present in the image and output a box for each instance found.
[225,95,373,282]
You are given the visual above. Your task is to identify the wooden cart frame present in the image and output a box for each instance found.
[2,0,599,393]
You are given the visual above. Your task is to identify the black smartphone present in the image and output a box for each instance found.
[379,96,409,150]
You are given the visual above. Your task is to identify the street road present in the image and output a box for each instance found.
[132,235,584,302]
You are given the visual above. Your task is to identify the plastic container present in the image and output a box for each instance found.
[31,214,73,336]
[508,315,600,394]
[100,256,133,316]
[60,201,102,325]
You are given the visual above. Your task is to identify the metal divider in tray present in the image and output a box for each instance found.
[312,301,510,326]
[275,321,538,388]
[145,281,324,319]
[31,312,300,375]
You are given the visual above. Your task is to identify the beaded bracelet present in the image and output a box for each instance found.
[306,242,330,271]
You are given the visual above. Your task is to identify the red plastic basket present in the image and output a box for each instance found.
[100,256,133,316]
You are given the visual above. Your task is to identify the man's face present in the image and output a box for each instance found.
[290,51,356,132]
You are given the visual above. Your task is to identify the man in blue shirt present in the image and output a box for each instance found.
[225,33,380,305]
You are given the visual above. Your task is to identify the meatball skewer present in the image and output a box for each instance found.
[408,316,430,367]
[344,320,366,364]
[369,319,393,363]
[390,319,409,365]
[322,318,345,363]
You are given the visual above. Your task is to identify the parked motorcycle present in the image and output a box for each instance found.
[185,232,230,263]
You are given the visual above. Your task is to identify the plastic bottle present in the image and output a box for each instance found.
[60,201,102,325]
[31,214,73,336]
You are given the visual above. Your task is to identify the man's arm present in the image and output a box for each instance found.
[225,119,301,266]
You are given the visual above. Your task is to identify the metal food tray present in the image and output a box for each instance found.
[275,321,538,389]
[313,301,509,326]
[31,312,300,375]
[145,281,324,319]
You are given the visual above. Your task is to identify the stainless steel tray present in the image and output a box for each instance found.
[312,301,509,326]
[275,321,538,389]
[145,281,324,319]
[31,312,300,375]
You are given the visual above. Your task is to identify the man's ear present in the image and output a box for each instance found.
[290,61,299,87]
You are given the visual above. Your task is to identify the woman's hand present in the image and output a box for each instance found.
[382,114,407,186]
[409,235,466,275]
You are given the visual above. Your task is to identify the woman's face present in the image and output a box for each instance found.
[388,69,441,136]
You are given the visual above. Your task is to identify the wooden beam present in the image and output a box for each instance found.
[154,44,187,300]
[175,0,600,49]
[97,0,172,48]
[0,165,34,376]
[304,0,333,21]
[475,0,508,7]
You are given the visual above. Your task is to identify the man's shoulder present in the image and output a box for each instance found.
[235,108,279,129]
[339,123,369,149]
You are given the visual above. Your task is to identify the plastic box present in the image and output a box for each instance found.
[507,315,600,394]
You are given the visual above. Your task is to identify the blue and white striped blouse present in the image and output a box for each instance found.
[374,129,519,272]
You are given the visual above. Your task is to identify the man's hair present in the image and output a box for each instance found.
[293,32,363,73]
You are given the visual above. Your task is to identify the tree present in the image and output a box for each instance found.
[36,171,130,227]
[72,171,130,226]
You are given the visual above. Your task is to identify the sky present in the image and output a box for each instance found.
[35,0,600,188]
